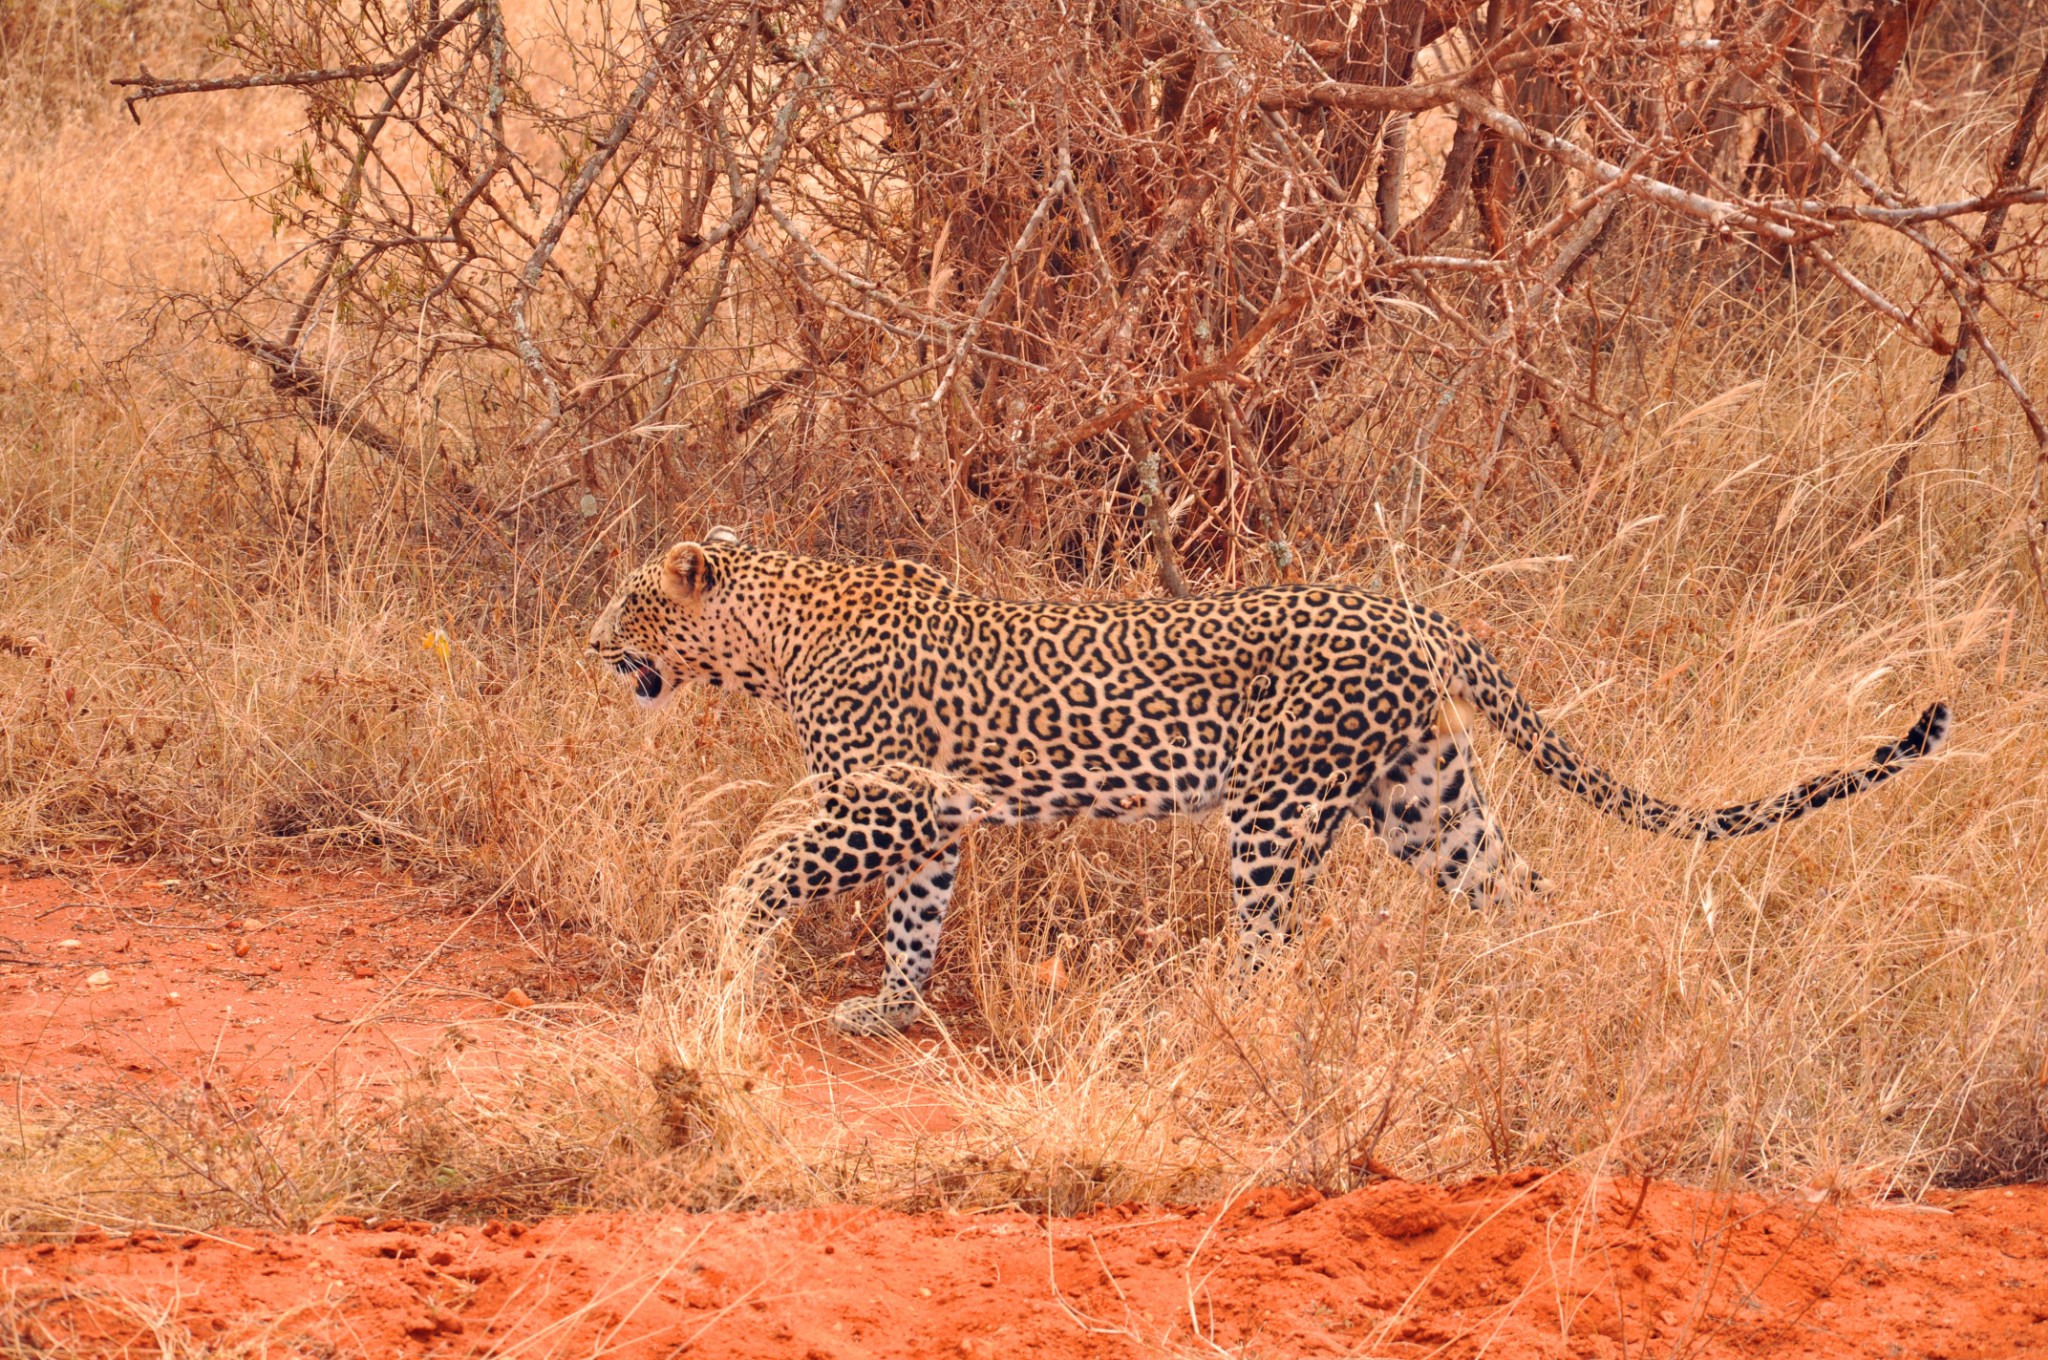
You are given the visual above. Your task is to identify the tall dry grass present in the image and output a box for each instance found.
[2,4,2044,1231]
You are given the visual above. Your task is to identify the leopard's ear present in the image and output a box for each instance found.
[661,542,712,601]
[704,525,743,547]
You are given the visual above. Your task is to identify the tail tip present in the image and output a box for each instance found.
[1875,701,1951,765]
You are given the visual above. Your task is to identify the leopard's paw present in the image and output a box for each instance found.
[827,993,919,1036]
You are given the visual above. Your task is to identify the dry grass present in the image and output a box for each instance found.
[3,6,2045,1235]
[3,1024,664,1237]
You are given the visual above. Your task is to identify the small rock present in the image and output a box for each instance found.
[500,987,535,1010]
[54,939,82,951]
[164,991,182,1007]
[85,970,113,990]
[267,961,284,973]
[233,940,250,958]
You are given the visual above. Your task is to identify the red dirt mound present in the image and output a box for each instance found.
[4,1174,2045,1357]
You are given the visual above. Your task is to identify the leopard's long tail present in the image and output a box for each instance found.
[1449,632,1950,841]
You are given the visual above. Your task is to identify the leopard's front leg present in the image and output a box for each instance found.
[826,841,962,1035]
[718,765,962,1035]
[1225,790,1347,969]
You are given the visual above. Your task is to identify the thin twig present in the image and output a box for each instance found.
[283,66,421,352]
[926,161,1074,413]
[516,0,849,453]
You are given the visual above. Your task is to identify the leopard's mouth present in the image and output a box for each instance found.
[611,655,665,702]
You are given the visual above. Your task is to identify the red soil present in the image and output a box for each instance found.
[7,1176,2046,1358]
[5,862,2046,1359]
[1,862,600,1110]
[2,861,967,1137]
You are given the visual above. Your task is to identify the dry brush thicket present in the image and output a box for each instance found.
[3,0,2047,1225]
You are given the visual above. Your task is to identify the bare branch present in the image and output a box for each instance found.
[1128,419,1190,598]
[510,19,695,441]
[1806,241,1952,353]
[111,0,481,116]
[514,0,851,448]
[926,161,1073,412]
[1445,87,1804,244]
[1038,287,1308,462]
[226,332,403,463]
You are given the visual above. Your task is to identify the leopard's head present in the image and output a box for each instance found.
[587,526,754,708]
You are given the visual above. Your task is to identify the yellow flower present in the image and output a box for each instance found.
[421,628,452,663]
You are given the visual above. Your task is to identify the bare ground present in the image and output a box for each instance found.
[4,863,2045,1358]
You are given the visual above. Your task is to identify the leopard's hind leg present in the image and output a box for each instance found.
[1359,729,1546,909]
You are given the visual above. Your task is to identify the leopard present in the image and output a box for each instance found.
[588,529,1951,1035]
